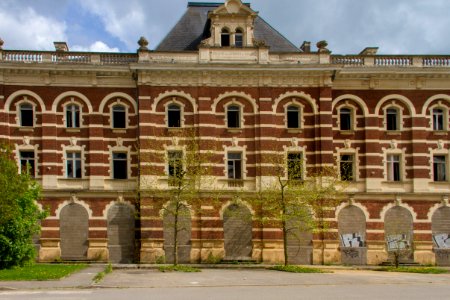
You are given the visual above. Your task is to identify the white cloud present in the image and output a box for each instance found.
[72,41,119,52]
[0,5,67,50]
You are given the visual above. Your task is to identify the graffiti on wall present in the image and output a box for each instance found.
[386,234,411,252]
[340,233,364,248]
[433,234,450,249]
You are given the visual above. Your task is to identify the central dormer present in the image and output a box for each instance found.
[207,0,257,48]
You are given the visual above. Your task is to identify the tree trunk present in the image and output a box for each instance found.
[173,202,179,266]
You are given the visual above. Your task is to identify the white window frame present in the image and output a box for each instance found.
[16,99,37,128]
[225,101,244,129]
[386,154,402,182]
[164,99,185,128]
[384,106,402,131]
[338,105,356,131]
[64,102,82,128]
[108,143,132,180]
[430,104,448,132]
[110,102,129,130]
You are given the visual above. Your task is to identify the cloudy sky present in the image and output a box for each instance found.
[0,0,449,54]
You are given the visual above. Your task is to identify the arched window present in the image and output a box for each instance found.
[66,104,80,128]
[340,107,352,131]
[19,103,34,127]
[112,105,126,129]
[227,105,241,128]
[235,28,243,48]
[168,104,181,128]
[287,105,300,129]
[386,107,399,131]
[433,108,445,131]
[221,28,230,47]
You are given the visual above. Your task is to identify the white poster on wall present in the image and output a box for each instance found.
[340,233,364,248]
[386,234,410,251]
[433,234,450,249]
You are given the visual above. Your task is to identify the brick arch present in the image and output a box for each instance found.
[421,94,450,115]
[5,90,46,112]
[52,91,93,113]
[99,92,137,114]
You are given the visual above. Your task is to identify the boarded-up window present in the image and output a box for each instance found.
[384,206,414,263]
[338,205,367,265]
[163,204,192,264]
[432,207,450,266]
[107,204,135,263]
[223,204,253,261]
[60,203,89,260]
[286,206,313,265]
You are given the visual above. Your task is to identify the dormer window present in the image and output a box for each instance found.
[221,28,230,47]
[235,29,243,48]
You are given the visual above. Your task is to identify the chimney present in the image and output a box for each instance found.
[300,41,311,53]
[54,41,69,52]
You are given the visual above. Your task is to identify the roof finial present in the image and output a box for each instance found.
[0,38,4,50]
[138,36,149,51]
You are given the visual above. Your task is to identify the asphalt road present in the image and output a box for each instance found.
[1,269,449,300]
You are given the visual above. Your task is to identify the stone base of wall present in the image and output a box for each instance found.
[39,239,61,262]
[140,240,165,263]
[87,239,109,262]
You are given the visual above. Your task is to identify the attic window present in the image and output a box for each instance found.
[221,28,230,47]
[235,29,243,48]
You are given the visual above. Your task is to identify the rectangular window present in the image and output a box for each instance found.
[66,105,80,128]
[433,109,445,131]
[387,154,401,182]
[20,104,34,127]
[20,151,35,177]
[227,153,242,180]
[227,106,241,128]
[434,156,447,182]
[340,108,352,131]
[287,106,300,129]
[67,152,82,179]
[113,106,126,129]
[340,154,354,181]
[113,152,128,180]
[168,151,183,180]
[235,33,243,48]
[386,108,398,131]
[168,105,181,128]
[287,153,303,180]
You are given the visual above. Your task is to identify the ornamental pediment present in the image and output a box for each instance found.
[211,0,256,16]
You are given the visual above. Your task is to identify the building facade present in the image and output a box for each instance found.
[1,0,450,265]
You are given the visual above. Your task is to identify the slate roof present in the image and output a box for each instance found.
[156,2,300,53]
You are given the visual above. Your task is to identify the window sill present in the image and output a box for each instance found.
[167,127,183,133]
[430,181,450,186]
[340,130,355,135]
[287,129,303,134]
[433,131,448,136]
[65,128,81,133]
[18,127,34,132]
[227,179,244,188]
[227,128,243,134]
[381,181,405,184]
[386,131,402,136]
[112,129,127,134]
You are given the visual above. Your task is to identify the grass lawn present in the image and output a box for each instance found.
[0,264,88,281]
[374,266,448,274]
[269,265,329,273]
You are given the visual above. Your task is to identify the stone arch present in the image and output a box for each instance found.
[99,92,137,114]
[374,94,416,117]
[421,94,450,116]
[332,94,369,116]
[152,90,197,113]
[51,91,94,113]
[60,203,89,260]
[4,90,46,112]
[107,203,135,263]
[212,91,258,113]
[431,206,450,266]
[273,91,318,114]
[285,206,313,265]
[384,206,414,263]
[338,205,367,265]
[223,203,253,261]
[163,203,192,264]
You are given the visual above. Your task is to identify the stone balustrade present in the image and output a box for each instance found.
[1,49,450,67]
